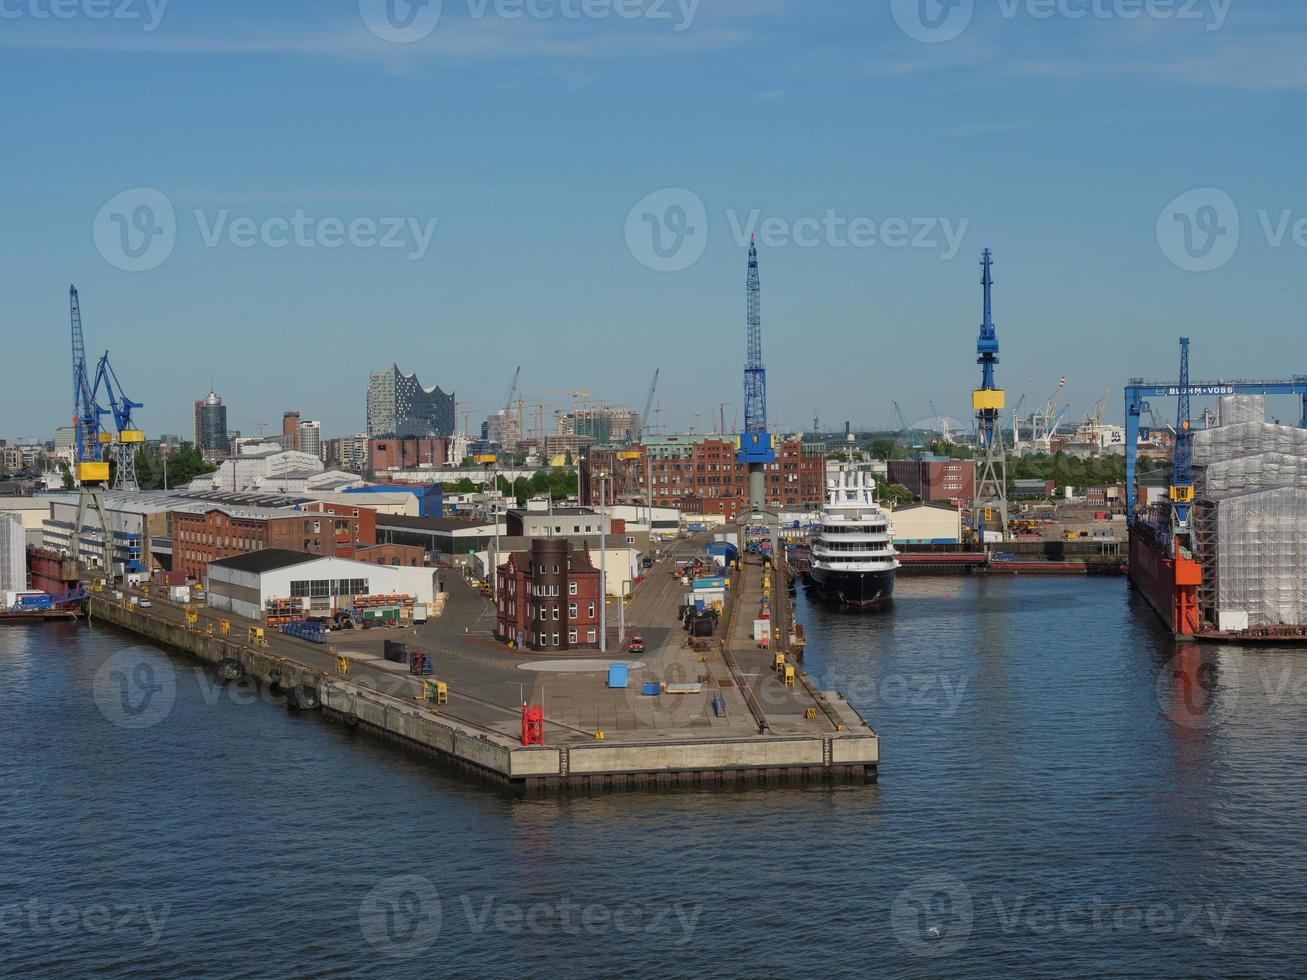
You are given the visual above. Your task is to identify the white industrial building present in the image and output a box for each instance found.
[206,550,437,621]
[187,449,365,495]
[1,514,25,592]
[889,503,963,544]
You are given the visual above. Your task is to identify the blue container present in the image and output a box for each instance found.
[19,595,53,610]
[607,664,629,689]
[642,682,660,697]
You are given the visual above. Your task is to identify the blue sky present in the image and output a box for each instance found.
[2,0,1305,442]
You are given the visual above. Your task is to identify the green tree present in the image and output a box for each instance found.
[880,482,913,508]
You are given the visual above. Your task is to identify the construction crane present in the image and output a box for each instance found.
[738,235,774,516]
[1029,375,1068,451]
[1008,392,1027,450]
[1170,337,1195,542]
[92,351,145,491]
[634,368,659,442]
[972,249,1008,541]
[68,286,115,577]
[893,400,924,452]
[928,400,954,444]
[499,366,520,412]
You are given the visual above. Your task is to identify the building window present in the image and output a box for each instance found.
[588,602,595,617]
[552,607,559,620]
[569,602,577,617]
[552,633,559,646]
[569,629,577,643]
[569,581,577,596]
[587,629,596,643]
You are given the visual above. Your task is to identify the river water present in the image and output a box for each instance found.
[2,577,1305,977]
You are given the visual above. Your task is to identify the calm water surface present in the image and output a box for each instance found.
[2,577,1305,978]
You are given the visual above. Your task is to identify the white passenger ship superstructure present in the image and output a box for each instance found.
[806,469,899,607]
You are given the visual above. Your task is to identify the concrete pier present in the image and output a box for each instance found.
[83,534,878,792]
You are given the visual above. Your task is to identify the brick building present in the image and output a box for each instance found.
[887,457,976,507]
[171,503,421,580]
[581,437,826,518]
[368,436,448,474]
[494,538,602,652]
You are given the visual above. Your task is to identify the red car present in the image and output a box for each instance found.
[628,635,645,654]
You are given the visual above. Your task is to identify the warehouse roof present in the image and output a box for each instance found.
[208,549,322,573]
[376,514,500,532]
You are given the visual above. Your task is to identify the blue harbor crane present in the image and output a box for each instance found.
[738,235,775,516]
[69,285,107,480]
[68,285,116,577]
[1170,337,1195,540]
[972,249,1008,541]
[92,350,146,490]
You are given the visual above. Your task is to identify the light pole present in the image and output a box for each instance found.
[598,470,606,654]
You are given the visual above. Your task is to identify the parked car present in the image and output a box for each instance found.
[139,599,152,608]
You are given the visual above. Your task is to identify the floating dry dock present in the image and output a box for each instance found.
[84,544,877,793]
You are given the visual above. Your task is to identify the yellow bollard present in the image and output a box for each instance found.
[595,731,605,740]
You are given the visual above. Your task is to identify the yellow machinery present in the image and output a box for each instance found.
[247,626,265,646]
[804,707,817,720]
[336,655,350,675]
[91,577,104,593]
[184,604,199,627]
[773,652,786,672]
[219,620,231,636]
[783,665,796,688]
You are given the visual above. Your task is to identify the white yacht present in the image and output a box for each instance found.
[806,470,899,607]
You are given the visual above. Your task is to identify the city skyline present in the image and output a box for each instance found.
[3,2,1305,439]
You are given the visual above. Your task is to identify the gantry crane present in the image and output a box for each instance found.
[972,249,1008,540]
[68,286,115,577]
[738,235,774,517]
[92,351,145,490]
[634,368,660,442]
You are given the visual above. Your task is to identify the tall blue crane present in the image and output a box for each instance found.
[92,350,146,490]
[738,235,774,514]
[68,286,115,576]
[1170,337,1195,537]
[972,249,1008,540]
